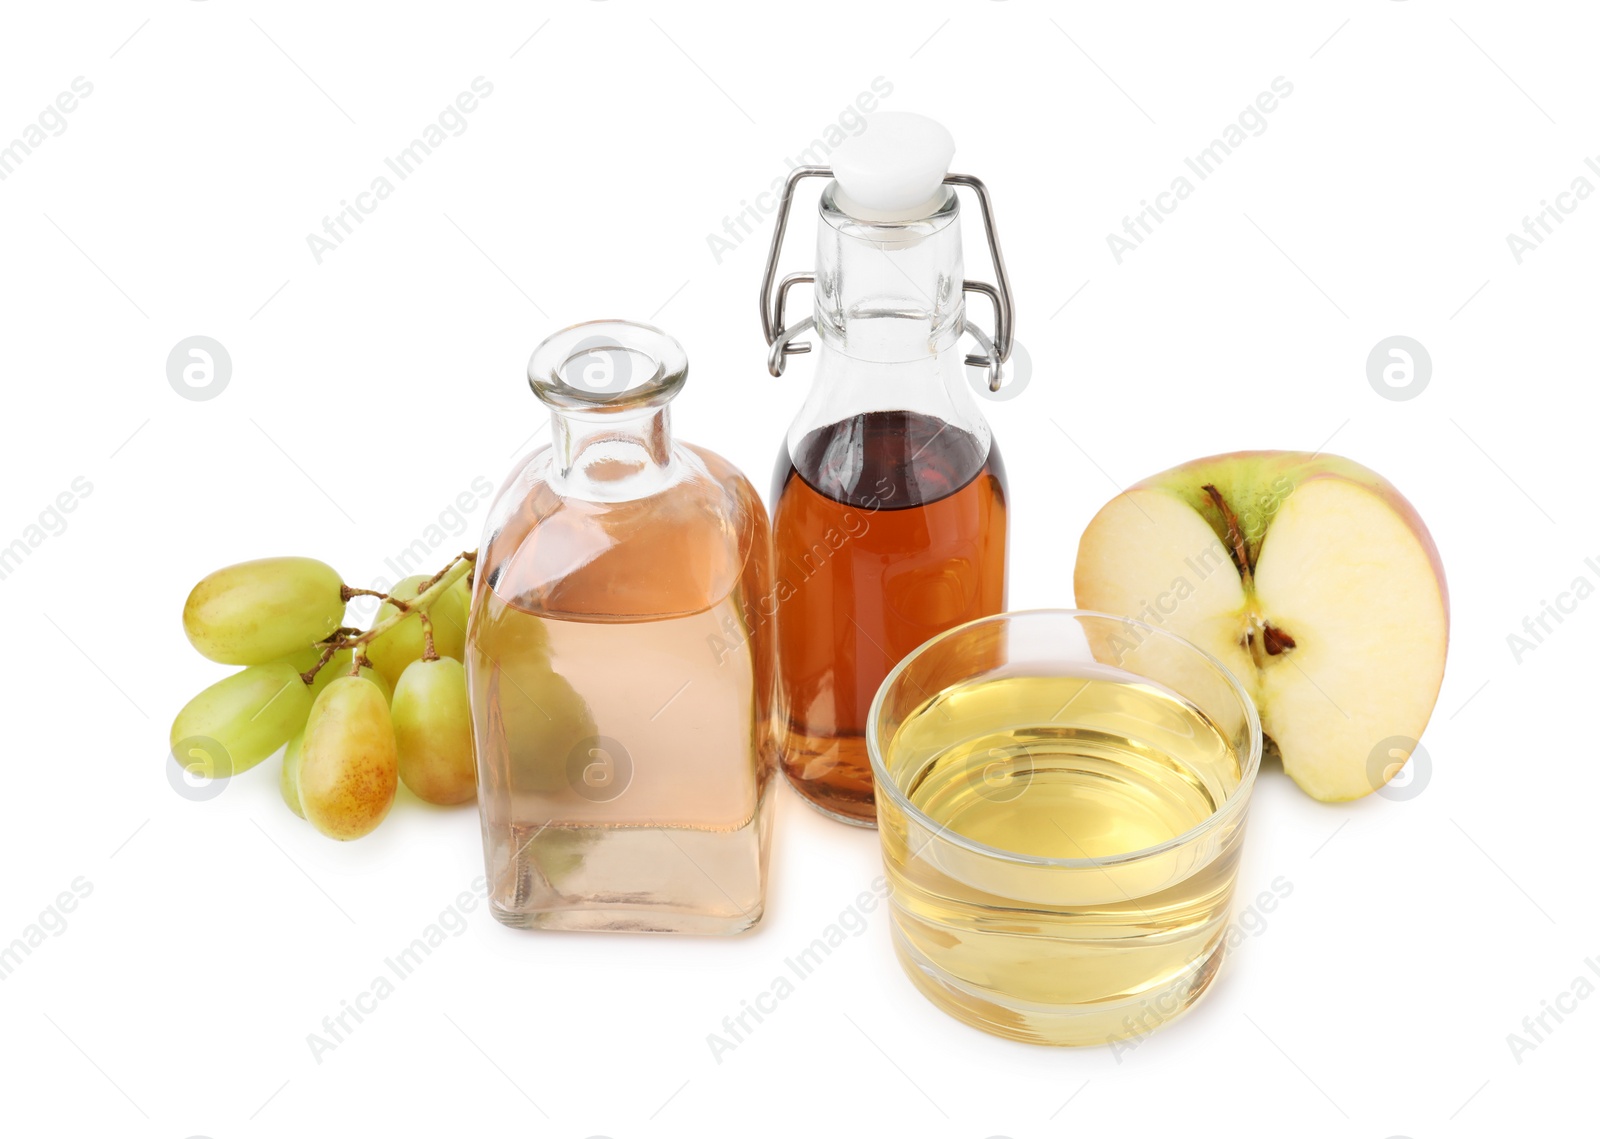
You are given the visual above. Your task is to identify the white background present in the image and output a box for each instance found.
[0,1,1592,1135]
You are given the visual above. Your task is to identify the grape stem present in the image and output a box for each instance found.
[419,610,438,663]
[304,640,342,684]
[300,551,475,686]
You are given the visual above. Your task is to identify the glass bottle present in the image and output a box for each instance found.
[467,320,776,933]
[764,114,1012,826]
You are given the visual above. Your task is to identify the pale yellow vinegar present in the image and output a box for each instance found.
[880,673,1246,1046]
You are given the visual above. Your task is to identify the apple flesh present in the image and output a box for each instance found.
[1073,451,1449,802]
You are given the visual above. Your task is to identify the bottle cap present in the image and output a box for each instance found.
[829,112,955,221]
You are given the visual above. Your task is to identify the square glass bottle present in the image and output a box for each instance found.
[467,321,777,934]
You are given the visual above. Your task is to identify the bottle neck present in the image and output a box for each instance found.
[548,405,675,502]
[788,184,989,464]
[813,185,964,366]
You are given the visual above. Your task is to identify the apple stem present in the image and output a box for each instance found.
[1202,483,1254,589]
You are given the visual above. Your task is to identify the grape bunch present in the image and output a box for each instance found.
[170,553,479,839]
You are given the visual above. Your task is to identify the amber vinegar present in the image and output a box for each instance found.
[772,410,1006,823]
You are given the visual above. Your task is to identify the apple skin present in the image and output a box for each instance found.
[1074,450,1449,802]
[1138,450,1449,626]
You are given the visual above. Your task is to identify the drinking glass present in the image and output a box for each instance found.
[869,609,1262,1045]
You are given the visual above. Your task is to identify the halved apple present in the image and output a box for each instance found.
[1073,451,1449,801]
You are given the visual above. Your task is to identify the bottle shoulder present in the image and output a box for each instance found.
[683,442,771,531]
[478,441,768,621]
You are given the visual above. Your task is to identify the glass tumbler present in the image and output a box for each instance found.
[869,609,1262,1045]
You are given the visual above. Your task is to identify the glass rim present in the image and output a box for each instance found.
[527,318,687,413]
[865,607,1264,870]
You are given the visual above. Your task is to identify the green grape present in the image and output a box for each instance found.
[480,609,595,794]
[450,573,475,628]
[280,731,306,818]
[184,557,345,665]
[391,657,476,805]
[308,649,392,704]
[367,574,468,686]
[299,675,397,840]
[282,647,321,673]
[170,659,314,778]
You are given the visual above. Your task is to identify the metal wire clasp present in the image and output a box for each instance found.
[758,167,1016,390]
